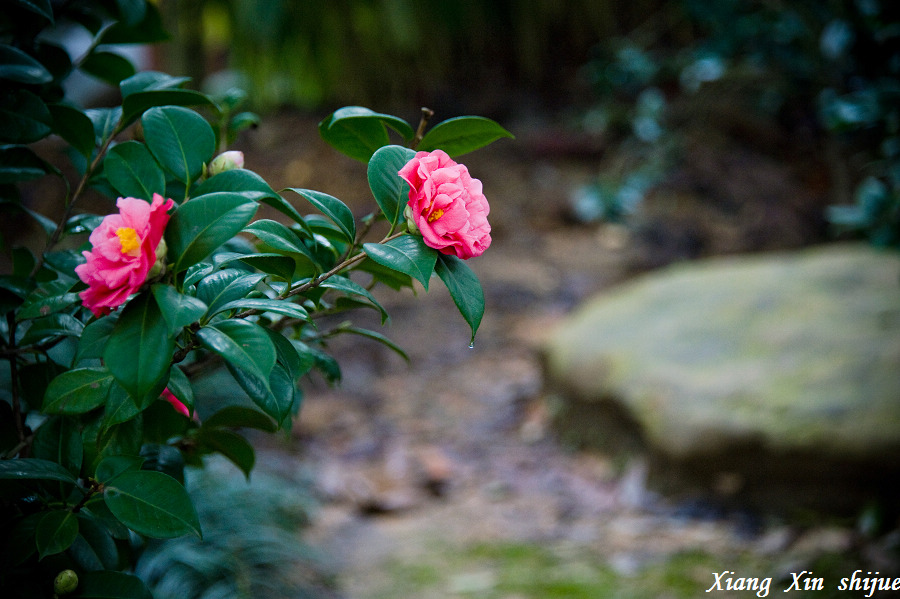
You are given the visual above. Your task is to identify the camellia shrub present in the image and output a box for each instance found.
[0,2,512,597]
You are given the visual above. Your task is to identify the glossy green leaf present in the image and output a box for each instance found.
[151,284,207,336]
[121,89,217,127]
[319,275,388,323]
[74,314,117,363]
[268,329,315,380]
[142,106,215,183]
[95,455,145,485]
[104,470,200,538]
[196,168,309,227]
[0,145,54,184]
[363,235,437,289]
[340,325,409,361]
[197,319,276,392]
[318,106,413,162]
[417,116,514,157]
[0,44,52,84]
[197,271,265,318]
[98,2,168,45]
[35,510,78,559]
[0,457,78,483]
[219,253,296,282]
[101,382,141,428]
[166,191,259,272]
[74,513,120,570]
[212,297,310,321]
[85,107,122,146]
[15,288,80,321]
[114,0,147,26]
[43,367,113,414]
[165,366,194,415]
[80,50,136,85]
[104,140,165,200]
[355,257,414,290]
[287,188,356,243]
[435,254,485,343]
[103,292,173,407]
[76,570,153,599]
[198,428,255,478]
[48,103,96,157]
[202,405,277,432]
[244,219,315,257]
[31,416,83,478]
[121,71,191,96]
[368,144,416,227]
[0,89,52,144]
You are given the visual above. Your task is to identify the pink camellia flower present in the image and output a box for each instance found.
[399,149,491,259]
[75,193,174,316]
[161,388,191,418]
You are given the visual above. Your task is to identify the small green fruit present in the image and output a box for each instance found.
[54,569,78,595]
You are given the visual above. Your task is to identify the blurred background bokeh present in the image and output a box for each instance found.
[44,0,900,597]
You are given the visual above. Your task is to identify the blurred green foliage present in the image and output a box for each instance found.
[576,0,899,245]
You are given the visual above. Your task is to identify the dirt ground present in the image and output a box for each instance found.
[226,112,895,597]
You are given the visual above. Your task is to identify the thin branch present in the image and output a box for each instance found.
[5,314,25,448]
[411,107,434,150]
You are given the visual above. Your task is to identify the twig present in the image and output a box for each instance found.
[411,107,434,150]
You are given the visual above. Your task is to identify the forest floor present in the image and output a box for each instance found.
[237,111,894,598]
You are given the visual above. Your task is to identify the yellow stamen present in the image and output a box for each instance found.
[116,227,140,254]
[427,208,444,223]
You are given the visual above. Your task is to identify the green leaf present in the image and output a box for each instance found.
[43,367,113,414]
[0,458,78,483]
[0,89,52,144]
[196,271,265,318]
[368,144,416,227]
[85,107,122,146]
[31,416,83,478]
[74,513,120,570]
[98,2,168,45]
[121,89,217,128]
[0,145,54,184]
[195,168,308,226]
[287,188,356,243]
[318,275,388,323]
[363,235,437,289]
[0,44,52,84]
[77,571,153,599]
[16,288,80,321]
[202,405,277,432]
[103,292,173,407]
[104,141,165,201]
[47,103,95,157]
[95,455,145,485]
[165,366,194,415]
[151,284,207,336]
[121,71,191,96]
[142,106,215,184]
[244,219,315,258]
[74,314,117,363]
[355,257,414,290]
[267,329,315,380]
[104,470,200,538]
[114,0,147,26]
[212,297,310,321]
[80,50,136,85]
[219,253,296,282]
[101,382,141,429]
[196,320,276,392]
[166,191,260,272]
[197,428,255,478]
[435,254,485,343]
[418,116,514,157]
[35,510,78,559]
[318,106,413,162]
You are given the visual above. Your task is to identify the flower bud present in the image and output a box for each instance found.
[54,569,78,595]
[148,237,168,279]
[404,204,419,234]
[207,150,245,177]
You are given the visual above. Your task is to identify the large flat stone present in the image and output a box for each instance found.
[542,244,900,513]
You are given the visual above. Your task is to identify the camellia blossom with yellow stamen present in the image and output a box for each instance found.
[399,149,491,259]
[75,193,174,316]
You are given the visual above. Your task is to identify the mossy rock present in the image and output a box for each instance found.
[542,244,900,514]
